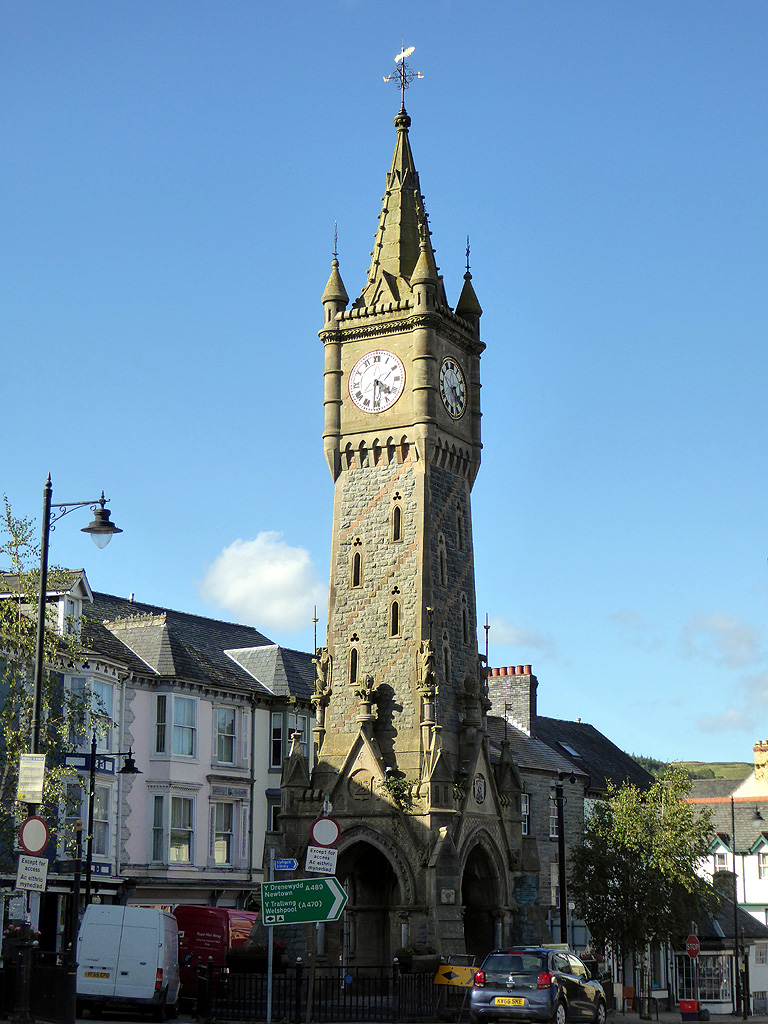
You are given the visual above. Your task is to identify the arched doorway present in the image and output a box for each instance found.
[334,841,400,965]
[462,844,499,961]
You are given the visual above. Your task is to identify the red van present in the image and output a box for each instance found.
[173,905,258,996]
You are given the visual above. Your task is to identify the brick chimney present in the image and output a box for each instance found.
[754,741,768,780]
[487,666,538,738]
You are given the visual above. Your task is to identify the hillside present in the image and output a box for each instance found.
[632,754,752,780]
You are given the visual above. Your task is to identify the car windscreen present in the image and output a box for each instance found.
[483,953,546,977]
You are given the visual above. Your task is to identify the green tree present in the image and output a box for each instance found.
[570,767,715,960]
[0,497,97,870]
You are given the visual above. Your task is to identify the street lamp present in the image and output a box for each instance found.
[552,771,576,944]
[83,732,141,906]
[30,474,122,793]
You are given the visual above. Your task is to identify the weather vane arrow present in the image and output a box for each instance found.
[383,45,424,109]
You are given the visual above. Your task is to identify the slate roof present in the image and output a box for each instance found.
[698,894,768,946]
[486,716,579,776]
[688,779,768,850]
[227,644,315,700]
[83,592,313,701]
[534,716,654,792]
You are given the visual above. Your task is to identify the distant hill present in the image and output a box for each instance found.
[632,754,752,781]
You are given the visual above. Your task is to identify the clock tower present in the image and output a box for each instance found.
[279,84,523,963]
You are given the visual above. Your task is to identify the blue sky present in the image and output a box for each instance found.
[3,1,768,765]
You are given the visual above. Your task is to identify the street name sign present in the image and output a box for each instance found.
[261,876,347,925]
[16,854,48,892]
[305,845,338,874]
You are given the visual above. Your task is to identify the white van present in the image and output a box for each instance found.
[77,905,180,1020]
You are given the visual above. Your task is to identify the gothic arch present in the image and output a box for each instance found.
[459,827,508,960]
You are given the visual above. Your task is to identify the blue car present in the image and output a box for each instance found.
[470,948,607,1024]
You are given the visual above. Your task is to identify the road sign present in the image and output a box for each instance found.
[305,845,338,874]
[17,754,46,804]
[19,816,49,855]
[434,965,475,987]
[686,934,700,959]
[274,858,299,871]
[261,876,347,925]
[310,816,340,847]
[16,854,48,892]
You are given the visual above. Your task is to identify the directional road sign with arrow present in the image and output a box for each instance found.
[261,876,347,925]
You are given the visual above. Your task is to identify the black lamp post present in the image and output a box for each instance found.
[83,734,141,906]
[29,475,122,809]
[552,771,576,944]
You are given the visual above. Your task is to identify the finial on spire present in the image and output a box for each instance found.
[333,221,338,261]
[383,44,424,110]
[466,235,471,274]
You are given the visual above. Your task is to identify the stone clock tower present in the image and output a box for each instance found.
[279,90,524,963]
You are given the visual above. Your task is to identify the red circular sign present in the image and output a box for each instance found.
[20,816,49,855]
[686,934,700,959]
[310,816,340,847]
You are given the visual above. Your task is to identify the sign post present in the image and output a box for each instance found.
[261,877,348,925]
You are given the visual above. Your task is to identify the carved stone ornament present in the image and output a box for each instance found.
[312,647,332,703]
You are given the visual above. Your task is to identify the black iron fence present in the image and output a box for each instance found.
[1,950,70,1024]
[198,962,452,1023]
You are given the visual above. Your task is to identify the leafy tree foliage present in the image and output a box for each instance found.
[0,498,97,870]
[570,767,715,958]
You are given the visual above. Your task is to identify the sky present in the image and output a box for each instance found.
[3,1,768,766]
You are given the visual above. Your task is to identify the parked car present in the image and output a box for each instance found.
[77,905,180,1021]
[470,947,606,1024]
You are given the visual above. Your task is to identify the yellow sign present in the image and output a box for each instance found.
[433,965,475,987]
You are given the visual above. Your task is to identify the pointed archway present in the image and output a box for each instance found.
[462,844,499,961]
[335,841,400,965]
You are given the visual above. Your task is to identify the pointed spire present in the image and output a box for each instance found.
[322,257,349,306]
[456,271,482,319]
[358,111,441,307]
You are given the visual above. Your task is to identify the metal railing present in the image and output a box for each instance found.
[197,961,443,1023]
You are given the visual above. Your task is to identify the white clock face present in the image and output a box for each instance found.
[439,356,467,419]
[348,350,405,414]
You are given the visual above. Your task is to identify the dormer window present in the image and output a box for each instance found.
[59,595,83,636]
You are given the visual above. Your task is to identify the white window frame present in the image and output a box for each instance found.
[150,787,199,864]
[759,852,768,880]
[714,851,728,872]
[215,706,237,765]
[755,944,768,966]
[270,711,309,769]
[212,802,235,865]
[521,793,530,836]
[68,675,115,753]
[154,693,198,759]
[549,799,559,839]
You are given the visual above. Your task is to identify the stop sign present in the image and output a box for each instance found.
[686,934,700,958]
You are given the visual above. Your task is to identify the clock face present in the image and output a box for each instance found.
[348,350,405,414]
[439,356,467,419]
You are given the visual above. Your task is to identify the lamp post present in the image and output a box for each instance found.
[552,771,576,944]
[83,735,141,906]
[29,474,122,809]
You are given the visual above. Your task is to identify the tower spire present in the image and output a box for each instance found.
[358,53,443,309]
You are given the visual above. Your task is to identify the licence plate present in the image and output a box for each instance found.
[494,998,525,1006]
[84,971,110,978]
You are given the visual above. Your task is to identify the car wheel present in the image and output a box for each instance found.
[167,1000,179,1020]
[594,1001,606,1024]
[152,994,167,1022]
[551,1001,567,1024]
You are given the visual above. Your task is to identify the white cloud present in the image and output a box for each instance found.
[608,607,664,652]
[200,532,326,634]
[681,611,762,669]
[698,706,753,733]
[481,616,557,659]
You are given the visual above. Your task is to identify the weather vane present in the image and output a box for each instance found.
[383,45,424,109]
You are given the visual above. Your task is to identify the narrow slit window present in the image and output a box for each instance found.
[350,648,358,685]
[390,601,400,637]
[392,505,402,542]
[352,551,362,588]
